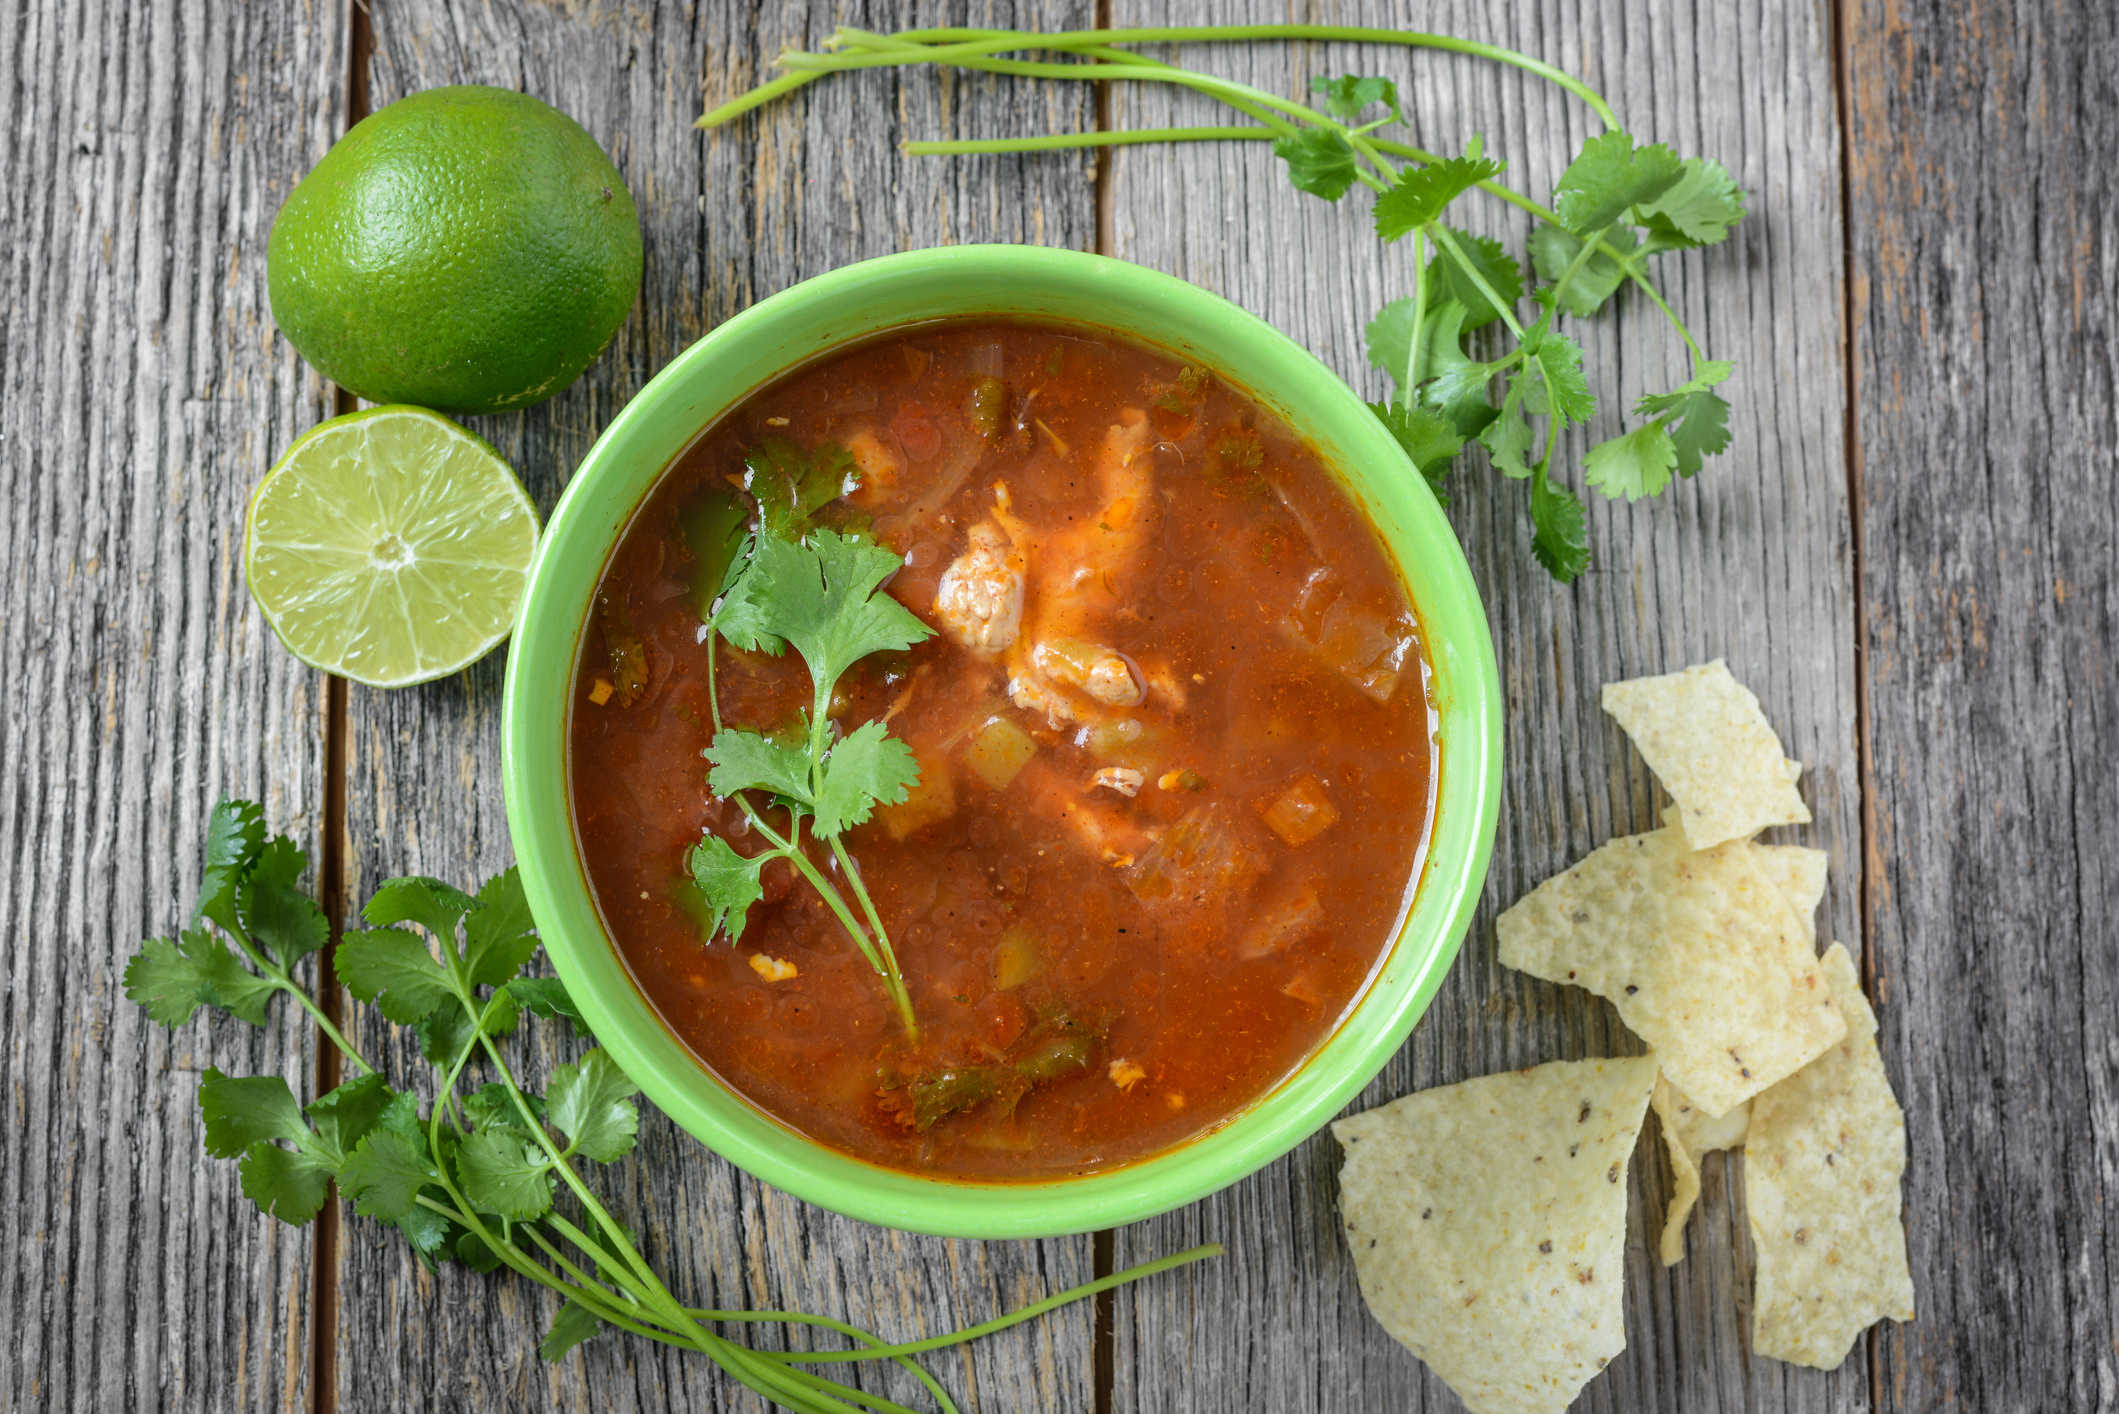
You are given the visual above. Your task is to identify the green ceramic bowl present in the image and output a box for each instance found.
[502,245,1500,1239]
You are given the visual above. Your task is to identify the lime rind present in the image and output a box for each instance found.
[245,406,539,688]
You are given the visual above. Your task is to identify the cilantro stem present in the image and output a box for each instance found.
[700,25,1616,130]
[1405,225,1430,393]
[1426,224,1528,340]
[748,1242,1226,1365]
[902,124,1265,153]
[220,926,375,1076]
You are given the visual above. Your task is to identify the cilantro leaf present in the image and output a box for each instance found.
[1532,334,1596,423]
[1634,157,1747,249]
[455,1127,555,1221]
[1373,154,1505,242]
[1528,223,1637,318]
[1369,401,1464,503]
[1422,228,1523,331]
[1363,296,1419,398]
[1310,74,1400,123]
[125,926,278,1026]
[305,1071,394,1156]
[238,836,328,963]
[1530,474,1592,582]
[685,834,769,944]
[202,1068,388,1226]
[540,1299,606,1362]
[1637,361,1736,476]
[1553,130,1683,235]
[464,1082,544,1132]
[729,531,933,696]
[1478,370,1536,480]
[507,976,594,1040]
[1415,303,1502,439]
[1272,129,1358,200]
[705,727,816,806]
[745,439,859,542]
[199,1068,309,1158]
[362,876,478,958]
[338,927,453,1025]
[811,719,921,837]
[338,1127,437,1223]
[462,867,538,991]
[194,798,265,933]
[547,1050,641,1163]
[238,1138,335,1226]
[414,989,519,1068]
[1585,423,1680,500]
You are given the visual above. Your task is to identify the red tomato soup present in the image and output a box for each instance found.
[571,322,1436,1180]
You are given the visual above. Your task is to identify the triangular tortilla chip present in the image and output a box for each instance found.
[1497,826,1845,1117]
[1746,943,1916,1367]
[1602,660,1811,849]
[1333,1055,1659,1414]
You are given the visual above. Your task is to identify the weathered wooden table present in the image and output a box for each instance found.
[5,1,2112,1409]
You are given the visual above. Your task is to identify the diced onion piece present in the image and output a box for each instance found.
[748,954,798,982]
[1239,883,1326,958]
[1126,803,1261,904]
[964,716,1039,790]
[1261,776,1340,847]
[588,678,616,706]
[1284,569,1417,703]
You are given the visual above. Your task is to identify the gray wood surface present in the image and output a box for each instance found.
[3,0,2114,1410]
[1102,3,1862,1410]
[333,4,1100,1411]
[0,2,346,1412]
[1846,2,2119,1411]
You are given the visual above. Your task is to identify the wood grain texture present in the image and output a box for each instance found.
[0,2,345,1411]
[1846,1,2119,1410]
[332,3,1101,1410]
[1101,1,1862,1409]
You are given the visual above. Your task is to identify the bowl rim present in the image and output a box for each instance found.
[502,244,1501,1238]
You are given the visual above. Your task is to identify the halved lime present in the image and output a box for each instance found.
[244,406,539,688]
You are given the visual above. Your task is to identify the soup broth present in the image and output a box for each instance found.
[571,321,1435,1180]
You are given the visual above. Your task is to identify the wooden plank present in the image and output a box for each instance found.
[0,2,345,1411]
[332,3,1102,1409]
[1845,1,2119,1409]
[1103,2,1861,1409]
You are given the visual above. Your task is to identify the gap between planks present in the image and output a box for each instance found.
[1822,0,1883,1404]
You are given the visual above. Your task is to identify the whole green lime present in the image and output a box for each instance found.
[268,85,643,415]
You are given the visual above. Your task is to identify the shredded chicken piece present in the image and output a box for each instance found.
[933,523,1024,653]
[748,954,799,982]
[1090,767,1145,797]
[1109,1058,1147,1091]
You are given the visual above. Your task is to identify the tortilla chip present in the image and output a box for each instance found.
[1602,661,1811,849]
[1650,1075,1750,1264]
[1646,842,1818,1262]
[1497,826,1846,1117]
[1746,943,1915,1367]
[1751,843,1828,948]
[1333,1056,1659,1414]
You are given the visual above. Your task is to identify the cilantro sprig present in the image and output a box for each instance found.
[129,799,1218,1408]
[701,25,1748,583]
[692,522,932,1038]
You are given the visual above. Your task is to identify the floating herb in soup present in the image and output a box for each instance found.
[570,322,1437,1179]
